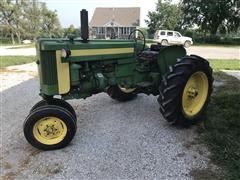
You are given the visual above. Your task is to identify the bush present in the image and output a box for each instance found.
[180,29,240,45]
[0,38,15,44]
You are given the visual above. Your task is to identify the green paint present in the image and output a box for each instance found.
[36,38,187,99]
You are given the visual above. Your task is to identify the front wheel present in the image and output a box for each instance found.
[184,41,191,48]
[30,98,77,119]
[158,55,213,126]
[24,105,77,150]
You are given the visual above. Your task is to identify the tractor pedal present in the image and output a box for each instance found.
[136,82,152,87]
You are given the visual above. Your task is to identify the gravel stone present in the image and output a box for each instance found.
[1,76,212,179]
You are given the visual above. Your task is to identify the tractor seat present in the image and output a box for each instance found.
[138,50,159,61]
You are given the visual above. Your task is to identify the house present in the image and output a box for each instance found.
[89,7,140,39]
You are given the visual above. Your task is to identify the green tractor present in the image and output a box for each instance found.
[24,10,213,150]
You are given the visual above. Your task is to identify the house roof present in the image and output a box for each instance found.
[89,7,140,27]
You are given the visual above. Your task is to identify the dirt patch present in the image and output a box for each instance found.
[0,63,37,92]
[3,162,12,170]
[2,172,18,180]
[33,163,64,176]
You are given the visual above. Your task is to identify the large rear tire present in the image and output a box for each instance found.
[158,55,213,126]
[107,85,136,102]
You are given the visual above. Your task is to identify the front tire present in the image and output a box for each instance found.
[30,98,77,119]
[184,41,191,48]
[158,55,213,126]
[24,105,77,150]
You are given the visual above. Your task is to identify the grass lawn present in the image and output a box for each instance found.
[208,59,240,71]
[194,72,240,179]
[0,56,36,68]
[0,56,239,71]
[6,44,35,49]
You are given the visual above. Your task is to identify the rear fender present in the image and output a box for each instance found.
[157,45,186,75]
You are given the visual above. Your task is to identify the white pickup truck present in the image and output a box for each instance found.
[154,30,193,48]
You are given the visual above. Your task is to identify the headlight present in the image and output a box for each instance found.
[61,49,71,58]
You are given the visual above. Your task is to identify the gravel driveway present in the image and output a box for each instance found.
[1,66,215,179]
[187,46,240,59]
[0,46,36,56]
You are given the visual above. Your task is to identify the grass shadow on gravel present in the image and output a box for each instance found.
[192,72,240,180]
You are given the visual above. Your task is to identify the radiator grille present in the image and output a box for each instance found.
[40,51,58,85]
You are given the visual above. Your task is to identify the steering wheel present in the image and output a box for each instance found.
[128,29,146,53]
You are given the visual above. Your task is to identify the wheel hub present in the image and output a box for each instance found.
[187,87,198,98]
[43,124,59,137]
[33,117,67,145]
[182,71,209,118]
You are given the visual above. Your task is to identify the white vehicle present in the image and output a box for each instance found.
[154,30,193,48]
[22,39,32,44]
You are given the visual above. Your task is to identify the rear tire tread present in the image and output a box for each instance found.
[158,56,213,125]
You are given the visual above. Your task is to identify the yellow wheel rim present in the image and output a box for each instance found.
[182,71,209,118]
[33,117,67,145]
[118,85,136,93]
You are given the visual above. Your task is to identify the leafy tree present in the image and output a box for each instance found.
[0,0,25,44]
[22,0,42,40]
[145,0,183,34]
[40,3,63,38]
[182,0,240,35]
[0,0,63,44]
[63,25,81,38]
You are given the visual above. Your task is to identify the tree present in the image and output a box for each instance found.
[0,0,63,44]
[182,0,240,35]
[40,3,63,38]
[63,25,81,38]
[145,0,183,34]
[0,0,25,44]
[22,0,43,41]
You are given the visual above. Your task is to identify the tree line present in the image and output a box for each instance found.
[0,0,64,44]
[1,0,239,44]
[0,0,82,44]
[145,0,240,37]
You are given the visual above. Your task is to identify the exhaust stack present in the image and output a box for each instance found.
[80,9,89,43]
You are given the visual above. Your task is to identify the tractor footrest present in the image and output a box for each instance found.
[138,51,159,61]
[136,81,152,87]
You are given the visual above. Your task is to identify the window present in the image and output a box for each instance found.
[174,32,181,37]
[122,27,130,35]
[160,31,165,35]
[167,32,173,36]
[119,27,123,34]
[97,27,105,34]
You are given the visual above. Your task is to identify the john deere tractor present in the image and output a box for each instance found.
[24,10,213,150]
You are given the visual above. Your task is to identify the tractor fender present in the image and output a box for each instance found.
[157,45,186,75]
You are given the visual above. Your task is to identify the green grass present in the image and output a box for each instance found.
[6,44,35,49]
[146,39,156,43]
[208,59,240,71]
[196,72,240,179]
[0,56,36,68]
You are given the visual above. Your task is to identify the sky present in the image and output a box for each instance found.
[42,0,178,28]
